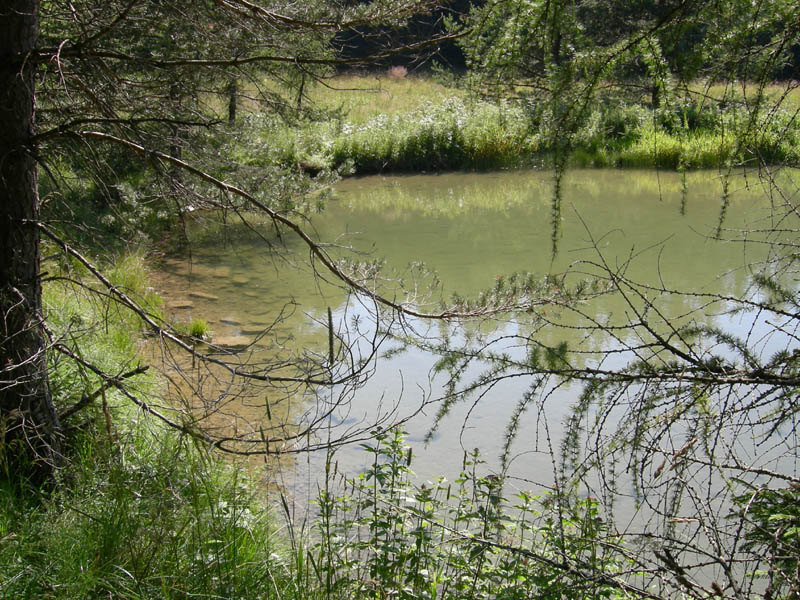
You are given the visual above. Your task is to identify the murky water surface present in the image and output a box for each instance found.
[152,169,785,505]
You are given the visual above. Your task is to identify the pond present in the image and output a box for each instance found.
[152,168,781,508]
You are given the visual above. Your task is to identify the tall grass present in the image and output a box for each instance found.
[242,75,800,174]
[0,432,286,599]
[0,253,291,599]
[326,98,537,172]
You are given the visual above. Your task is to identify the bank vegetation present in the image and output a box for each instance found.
[2,0,800,598]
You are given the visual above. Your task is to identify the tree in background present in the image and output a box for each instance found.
[334,0,473,70]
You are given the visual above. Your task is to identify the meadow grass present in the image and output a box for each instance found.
[301,73,468,125]
[233,74,800,175]
[688,80,800,113]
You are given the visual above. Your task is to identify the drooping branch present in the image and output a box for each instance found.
[35,30,467,69]
[58,364,149,420]
[69,129,578,321]
[36,221,382,387]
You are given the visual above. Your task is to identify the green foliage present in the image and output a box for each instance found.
[256,75,800,175]
[19,2,800,598]
[279,96,538,174]
[41,252,161,431]
[298,428,633,600]
[733,485,800,599]
[39,151,173,250]
[1,254,288,599]
[174,317,210,340]
[189,318,209,339]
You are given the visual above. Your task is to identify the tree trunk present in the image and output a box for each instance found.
[227,78,237,124]
[0,0,62,476]
[651,81,661,109]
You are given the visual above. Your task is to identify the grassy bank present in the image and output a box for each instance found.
[0,250,630,599]
[0,253,291,599]
[238,75,800,174]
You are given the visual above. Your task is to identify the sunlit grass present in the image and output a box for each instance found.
[688,79,800,113]
[2,254,294,600]
[302,73,467,124]
[221,74,800,174]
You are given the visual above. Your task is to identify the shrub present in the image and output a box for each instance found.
[300,428,632,600]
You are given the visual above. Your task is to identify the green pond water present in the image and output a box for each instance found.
[153,168,785,502]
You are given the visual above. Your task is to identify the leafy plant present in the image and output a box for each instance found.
[733,485,800,599]
[302,428,633,599]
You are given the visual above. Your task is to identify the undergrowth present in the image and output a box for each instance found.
[293,428,634,600]
[0,252,290,600]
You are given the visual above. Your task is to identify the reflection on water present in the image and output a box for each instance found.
[152,168,778,504]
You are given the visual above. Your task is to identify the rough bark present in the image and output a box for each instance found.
[0,0,62,475]
[227,78,237,124]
